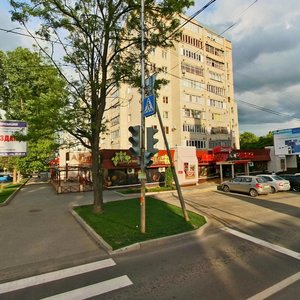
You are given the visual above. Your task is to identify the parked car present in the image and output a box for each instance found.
[0,175,13,183]
[257,174,290,193]
[222,175,271,197]
[279,174,300,192]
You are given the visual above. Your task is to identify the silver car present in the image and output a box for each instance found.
[257,174,290,193]
[222,175,271,197]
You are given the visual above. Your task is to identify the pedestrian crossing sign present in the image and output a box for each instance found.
[143,94,156,117]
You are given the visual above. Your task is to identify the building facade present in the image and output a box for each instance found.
[102,16,240,151]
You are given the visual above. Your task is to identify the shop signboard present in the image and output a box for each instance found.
[0,120,27,156]
[273,127,300,155]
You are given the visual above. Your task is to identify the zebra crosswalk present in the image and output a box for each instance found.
[0,258,133,299]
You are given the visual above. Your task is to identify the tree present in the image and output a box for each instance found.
[9,0,194,213]
[240,131,273,149]
[240,132,258,149]
[0,48,67,175]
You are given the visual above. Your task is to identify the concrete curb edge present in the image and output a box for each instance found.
[69,205,113,253]
[0,179,29,207]
[69,203,209,255]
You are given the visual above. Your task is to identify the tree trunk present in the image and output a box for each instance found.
[91,139,103,214]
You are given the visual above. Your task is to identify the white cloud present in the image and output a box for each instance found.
[191,0,300,136]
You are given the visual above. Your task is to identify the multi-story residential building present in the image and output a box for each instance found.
[102,16,240,151]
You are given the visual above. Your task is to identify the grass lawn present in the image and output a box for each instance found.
[74,197,206,250]
[0,183,23,204]
[119,186,176,194]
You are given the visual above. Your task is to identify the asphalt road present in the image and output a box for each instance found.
[2,188,300,299]
[2,223,300,299]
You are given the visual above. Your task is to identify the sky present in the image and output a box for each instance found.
[1,0,300,137]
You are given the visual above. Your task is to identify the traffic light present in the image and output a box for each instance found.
[145,127,159,167]
[128,125,141,157]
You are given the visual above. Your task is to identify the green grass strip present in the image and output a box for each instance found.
[74,197,206,250]
[0,183,22,204]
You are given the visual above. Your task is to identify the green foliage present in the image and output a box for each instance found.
[74,197,206,250]
[9,0,194,210]
[111,151,131,167]
[0,183,23,204]
[165,167,174,187]
[240,131,273,149]
[0,48,66,173]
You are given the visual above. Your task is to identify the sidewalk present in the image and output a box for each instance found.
[0,180,110,283]
[0,179,218,282]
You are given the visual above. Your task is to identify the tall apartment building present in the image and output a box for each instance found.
[102,16,240,151]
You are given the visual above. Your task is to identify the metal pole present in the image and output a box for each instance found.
[140,0,146,233]
[156,105,189,222]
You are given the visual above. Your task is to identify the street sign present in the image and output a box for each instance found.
[143,94,156,117]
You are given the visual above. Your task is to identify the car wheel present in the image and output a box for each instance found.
[249,189,258,197]
[223,185,230,192]
[270,186,276,193]
[292,185,300,192]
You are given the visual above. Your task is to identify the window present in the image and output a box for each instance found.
[184,94,205,104]
[164,126,169,134]
[162,51,167,59]
[208,99,225,109]
[183,108,203,119]
[183,79,205,90]
[181,48,204,62]
[183,124,206,133]
[181,34,202,49]
[209,140,231,148]
[182,62,204,77]
[186,140,207,149]
[212,113,223,121]
[206,57,224,70]
[205,44,224,57]
[209,71,222,82]
[162,66,168,74]
[111,115,120,126]
[111,130,120,139]
[207,84,225,96]
[163,111,169,118]
[163,96,169,104]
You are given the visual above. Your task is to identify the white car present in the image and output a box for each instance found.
[257,174,290,193]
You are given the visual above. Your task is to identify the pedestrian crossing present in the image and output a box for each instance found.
[0,258,133,299]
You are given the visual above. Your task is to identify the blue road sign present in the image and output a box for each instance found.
[143,94,156,117]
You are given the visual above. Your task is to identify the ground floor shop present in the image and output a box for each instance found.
[54,146,279,192]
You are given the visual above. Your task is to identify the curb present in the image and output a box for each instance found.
[69,203,209,255]
[0,179,29,207]
[69,205,113,253]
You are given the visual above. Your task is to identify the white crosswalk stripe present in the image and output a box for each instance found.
[41,275,133,300]
[0,258,133,298]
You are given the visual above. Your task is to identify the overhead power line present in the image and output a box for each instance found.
[236,99,300,121]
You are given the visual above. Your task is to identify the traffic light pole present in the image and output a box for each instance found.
[156,104,190,222]
[140,0,146,233]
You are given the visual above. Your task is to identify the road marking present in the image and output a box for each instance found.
[0,259,116,294]
[41,275,133,300]
[222,227,300,259]
[247,271,300,300]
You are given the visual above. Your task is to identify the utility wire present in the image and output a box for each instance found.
[169,0,217,38]
[218,0,259,36]
[236,99,300,121]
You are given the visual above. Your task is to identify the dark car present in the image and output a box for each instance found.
[279,174,300,192]
[0,175,13,183]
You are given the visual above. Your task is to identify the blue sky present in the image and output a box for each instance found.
[1,0,300,137]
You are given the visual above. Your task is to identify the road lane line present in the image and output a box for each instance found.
[222,227,300,259]
[41,275,133,300]
[247,271,300,300]
[0,259,116,294]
